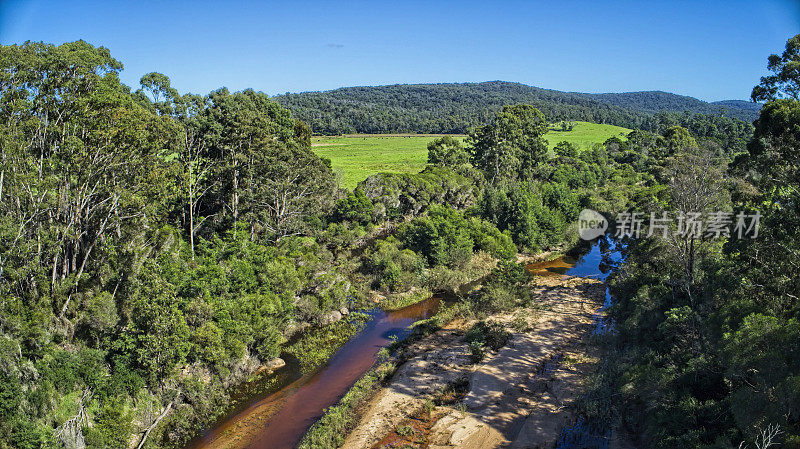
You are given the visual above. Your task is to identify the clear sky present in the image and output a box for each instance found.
[1,0,798,101]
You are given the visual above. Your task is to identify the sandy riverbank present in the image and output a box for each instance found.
[340,275,615,449]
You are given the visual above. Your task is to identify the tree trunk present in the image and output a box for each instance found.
[136,399,175,449]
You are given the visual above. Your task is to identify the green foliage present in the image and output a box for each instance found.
[285,313,369,374]
[0,36,782,449]
[401,205,515,268]
[335,189,374,224]
[359,165,475,219]
[468,339,486,363]
[401,206,474,268]
[464,218,517,260]
[752,33,800,101]
[465,321,510,351]
[596,41,800,446]
[0,40,350,449]
[465,261,534,314]
[465,320,511,363]
[475,183,568,251]
[469,104,549,184]
[427,135,470,168]
[366,237,424,293]
[84,400,133,449]
[553,140,579,158]
[129,262,191,384]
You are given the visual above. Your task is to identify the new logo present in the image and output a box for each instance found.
[578,209,608,240]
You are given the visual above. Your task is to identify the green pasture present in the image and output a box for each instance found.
[312,122,631,189]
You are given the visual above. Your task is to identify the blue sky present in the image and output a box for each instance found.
[1,0,798,101]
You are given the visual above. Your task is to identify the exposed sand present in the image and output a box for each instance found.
[341,276,611,449]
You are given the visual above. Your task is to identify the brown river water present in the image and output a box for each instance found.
[185,296,443,449]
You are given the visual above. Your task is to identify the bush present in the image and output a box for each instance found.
[334,189,374,224]
[402,205,515,268]
[470,284,517,313]
[401,205,473,268]
[424,265,466,293]
[465,321,510,362]
[466,261,534,313]
[359,166,475,219]
[84,400,133,449]
[366,238,424,293]
[468,340,487,363]
[320,222,366,249]
[475,183,568,251]
[466,217,517,260]
[539,182,581,221]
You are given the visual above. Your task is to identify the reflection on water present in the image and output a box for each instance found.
[526,237,621,280]
[526,256,578,276]
[186,296,442,449]
[556,418,611,449]
[525,237,624,335]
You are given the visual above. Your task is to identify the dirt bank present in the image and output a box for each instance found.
[340,276,607,449]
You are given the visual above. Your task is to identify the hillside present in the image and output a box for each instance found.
[584,90,759,118]
[711,99,763,113]
[275,81,758,136]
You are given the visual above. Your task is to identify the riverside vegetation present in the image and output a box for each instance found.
[0,35,799,449]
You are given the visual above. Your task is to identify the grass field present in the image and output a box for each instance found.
[542,121,630,149]
[312,122,631,190]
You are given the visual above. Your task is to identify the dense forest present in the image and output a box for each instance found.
[590,36,800,448]
[275,81,756,151]
[584,90,762,117]
[0,34,798,449]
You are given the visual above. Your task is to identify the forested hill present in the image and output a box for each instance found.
[584,90,760,118]
[711,99,764,113]
[275,81,758,135]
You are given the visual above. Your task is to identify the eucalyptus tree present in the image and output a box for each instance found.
[468,104,549,184]
[201,88,297,235]
[0,41,179,320]
[751,33,800,101]
[427,135,469,168]
[243,141,336,242]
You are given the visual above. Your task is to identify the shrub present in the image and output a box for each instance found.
[468,340,486,363]
[334,189,374,224]
[359,166,475,219]
[466,261,534,313]
[466,218,517,260]
[84,399,133,449]
[475,183,568,251]
[465,321,510,362]
[402,205,515,268]
[366,238,424,293]
[396,424,415,437]
[401,205,474,268]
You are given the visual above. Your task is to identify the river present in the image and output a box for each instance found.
[527,237,623,334]
[186,238,621,449]
[185,296,444,449]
